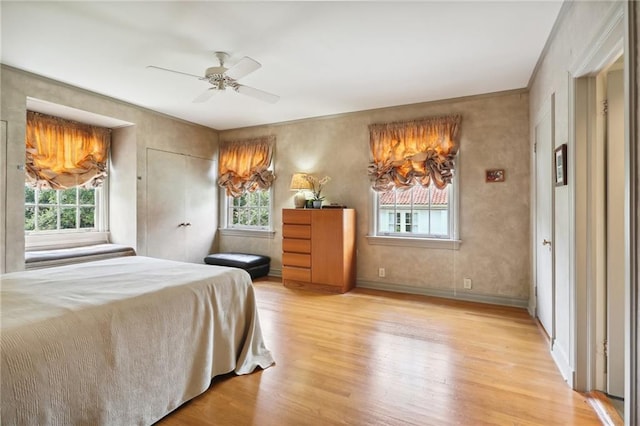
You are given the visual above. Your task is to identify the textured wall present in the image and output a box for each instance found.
[0,66,219,272]
[220,90,531,305]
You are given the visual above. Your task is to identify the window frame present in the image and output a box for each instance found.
[367,175,461,250]
[219,186,276,239]
[24,181,110,250]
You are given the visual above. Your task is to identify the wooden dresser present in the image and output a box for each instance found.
[282,208,356,293]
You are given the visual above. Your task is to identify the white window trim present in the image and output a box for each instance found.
[219,186,275,239]
[367,174,460,250]
[25,184,110,250]
[218,227,276,239]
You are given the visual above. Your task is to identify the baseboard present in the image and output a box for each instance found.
[266,273,530,308]
[356,280,529,308]
[268,268,282,278]
[551,341,575,387]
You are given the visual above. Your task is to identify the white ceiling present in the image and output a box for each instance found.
[1,1,563,131]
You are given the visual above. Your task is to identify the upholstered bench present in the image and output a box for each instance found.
[204,253,271,279]
[25,243,136,270]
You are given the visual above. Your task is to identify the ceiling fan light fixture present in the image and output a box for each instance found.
[149,51,279,103]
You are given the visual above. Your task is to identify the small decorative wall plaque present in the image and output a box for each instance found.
[486,169,505,183]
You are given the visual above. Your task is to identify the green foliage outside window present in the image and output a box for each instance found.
[230,190,270,228]
[25,186,96,232]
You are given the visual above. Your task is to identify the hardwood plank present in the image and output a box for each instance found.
[156,281,602,425]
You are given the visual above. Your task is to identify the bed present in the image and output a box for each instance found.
[0,256,274,425]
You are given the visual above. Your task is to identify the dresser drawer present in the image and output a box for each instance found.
[282,252,311,268]
[282,266,311,283]
[283,209,311,225]
[283,238,311,254]
[283,224,311,239]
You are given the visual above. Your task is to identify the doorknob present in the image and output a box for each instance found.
[542,239,551,246]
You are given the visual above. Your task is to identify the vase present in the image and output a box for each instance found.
[312,200,323,209]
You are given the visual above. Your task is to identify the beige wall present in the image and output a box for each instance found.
[1,67,530,305]
[221,90,531,306]
[0,66,219,272]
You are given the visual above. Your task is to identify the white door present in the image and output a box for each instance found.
[606,68,625,398]
[147,148,187,261]
[535,101,554,337]
[184,156,217,264]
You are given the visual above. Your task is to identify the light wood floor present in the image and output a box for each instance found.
[157,280,602,425]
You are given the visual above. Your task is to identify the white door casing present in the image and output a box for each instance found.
[535,97,555,338]
[606,67,625,398]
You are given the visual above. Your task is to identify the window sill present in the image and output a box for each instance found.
[25,231,109,251]
[219,228,276,239]
[366,235,461,250]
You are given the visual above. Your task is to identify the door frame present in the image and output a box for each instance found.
[568,4,638,423]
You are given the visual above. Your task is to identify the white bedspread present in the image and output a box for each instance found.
[0,256,274,425]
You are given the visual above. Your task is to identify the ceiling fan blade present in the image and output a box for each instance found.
[236,85,279,104]
[225,56,261,80]
[192,88,217,103]
[146,65,202,79]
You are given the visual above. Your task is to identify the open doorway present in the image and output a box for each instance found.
[573,53,626,420]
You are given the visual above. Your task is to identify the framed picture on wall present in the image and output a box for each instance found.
[485,169,505,182]
[555,144,567,186]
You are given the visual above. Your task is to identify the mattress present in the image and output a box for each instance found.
[0,256,274,425]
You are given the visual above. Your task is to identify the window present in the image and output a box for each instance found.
[366,114,461,248]
[376,185,453,238]
[227,189,271,230]
[218,136,275,237]
[25,186,100,232]
[24,111,111,246]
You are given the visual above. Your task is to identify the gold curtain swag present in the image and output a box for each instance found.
[218,136,276,197]
[26,111,111,190]
[367,115,461,192]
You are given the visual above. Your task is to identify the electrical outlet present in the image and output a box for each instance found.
[378,268,386,278]
[463,278,472,289]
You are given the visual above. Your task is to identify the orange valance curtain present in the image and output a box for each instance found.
[367,115,461,191]
[26,111,111,190]
[218,136,275,197]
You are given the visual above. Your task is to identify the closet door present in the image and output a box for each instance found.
[146,149,187,261]
[184,156,217,263]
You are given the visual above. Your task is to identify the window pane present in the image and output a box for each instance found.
[258,191,269,206]
[60,207,77,229]
[25,186,35,204]
[259,208,269,227]
[79,207,95,228]
[250,208,261,226]
[233,195,246,207]
[246,192,258,205]
[377,185,452,238]
[37,206,57,230]
[25,207,35,231]
[228,189,270,229]
[60,188,76,204]
[79,188,95,205]
[38,189,57,205]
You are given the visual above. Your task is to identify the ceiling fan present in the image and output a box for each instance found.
[147,52,279,104]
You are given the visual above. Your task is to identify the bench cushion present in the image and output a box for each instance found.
[25,244,136,270]
[204,253,270,279]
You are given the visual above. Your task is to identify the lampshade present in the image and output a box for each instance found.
[290,173,313,190]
